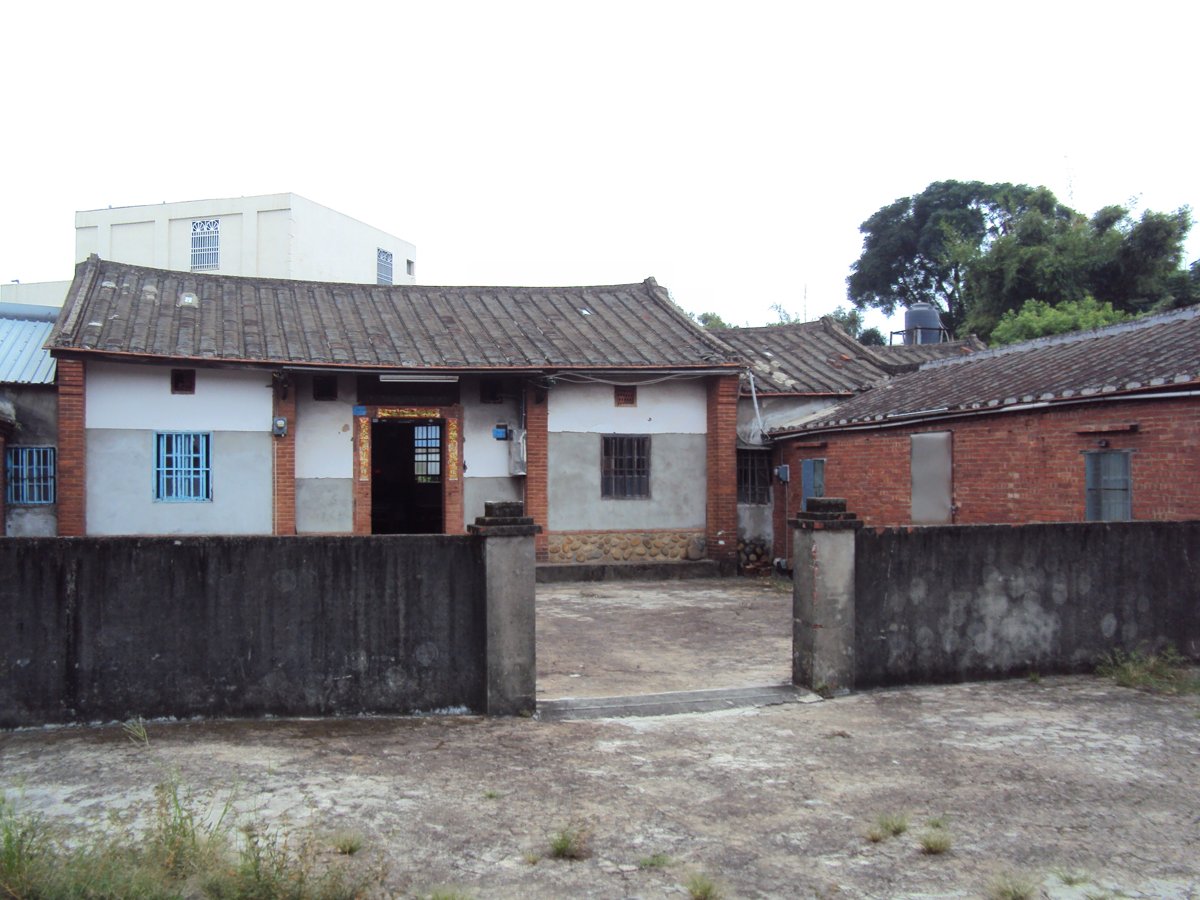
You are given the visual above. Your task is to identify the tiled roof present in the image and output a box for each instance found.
[870,336,986,372]
[0,314,56,384]
[775,307,1200,434]
[48,256,739,372]
[711,319,891,395]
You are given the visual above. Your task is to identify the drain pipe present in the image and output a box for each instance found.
[747,369,766,443]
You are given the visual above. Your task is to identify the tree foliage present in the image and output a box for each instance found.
[692,311,732,328]
[848,180,1195,340]
[988,296,1131,346]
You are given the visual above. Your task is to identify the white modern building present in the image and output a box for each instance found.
[75,193,416,286]
[0,193,417,308]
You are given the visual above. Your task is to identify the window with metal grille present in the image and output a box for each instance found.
[155,432,212,502]
[377,248,394,285]
[171,369,195,394]
[1085,450,1131,521]
[5,446,56,505]
[190,219,220,271]
[414,424,441,483]
[614,385,637,407]
[601,435,650,498]
[737,449,771,504]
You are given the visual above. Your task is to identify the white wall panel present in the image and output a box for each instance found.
[548,380,707,434]
[295,376,354,478]
[86,362,272,432]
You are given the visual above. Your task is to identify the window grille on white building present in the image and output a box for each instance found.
[155,432,212,502]
[191,219,220,271]
[5,446,56,505]
[377,248,394,285]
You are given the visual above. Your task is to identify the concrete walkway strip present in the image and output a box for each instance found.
[537,683,820,721]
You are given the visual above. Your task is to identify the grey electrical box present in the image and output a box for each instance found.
[774,464,790,483]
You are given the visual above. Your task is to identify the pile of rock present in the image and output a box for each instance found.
[738,536,771,574]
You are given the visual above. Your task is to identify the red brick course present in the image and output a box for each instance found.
[706,375,740,562]
[55,358,87,536]
[272,382,297,535]
[778,396,1200,551]
[523,385,550,560]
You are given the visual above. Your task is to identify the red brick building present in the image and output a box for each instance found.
[770,308,1200,559]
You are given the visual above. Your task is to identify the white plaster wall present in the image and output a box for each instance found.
[256,208,292,279]
[295,375,355,479]
[548,380,707,434]
[290,195,417,285]
[0,281,69,307]
[86,362,273,432]
[740,395,840,444]
[461,378,521,478]
[109,221,156,267]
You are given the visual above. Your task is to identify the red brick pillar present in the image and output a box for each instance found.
[706,374,739,565]
[272,376,297,535]
[523,384,549,561]
[56,358,87,536]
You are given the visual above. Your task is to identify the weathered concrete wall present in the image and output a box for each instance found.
[853,521,1200,687]
[295,479,353,533]
[86,429,273,535]
[547,432,706,530]
[0,536,488,727]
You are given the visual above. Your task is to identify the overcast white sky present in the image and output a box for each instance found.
[3,1,1196,333]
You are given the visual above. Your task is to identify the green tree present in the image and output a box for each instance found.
[828,305,886,346]
[965,205,1193,337]
[988,296,1131,346]
[692,311,732,328]
[847,180,1059,334]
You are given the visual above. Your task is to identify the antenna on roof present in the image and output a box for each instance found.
[803,285,808,322]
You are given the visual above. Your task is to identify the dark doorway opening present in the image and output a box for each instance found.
[371,420,444,534]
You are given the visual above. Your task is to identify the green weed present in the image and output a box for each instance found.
[876,812,908,837]
[685,871,724,899]
[331,831,363,856]
[1096,646,1200,694]
[637,851,671,869]
[547,824,591,860]
[918,829,952,854]
[987,870,1038,900]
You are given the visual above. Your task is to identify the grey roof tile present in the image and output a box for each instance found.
[778,307,1200,433]
[49,257,739,372]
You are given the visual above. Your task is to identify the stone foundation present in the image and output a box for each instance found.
[546,531,705,563]
[738,535,772,574]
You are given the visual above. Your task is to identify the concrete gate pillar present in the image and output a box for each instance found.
[468,500,541,716]
[791,498,862,695]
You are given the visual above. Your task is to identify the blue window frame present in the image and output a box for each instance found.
[5,446,56,505]
[155,432,212,502]
[801,458,825,512]
[1085,450,1131,521]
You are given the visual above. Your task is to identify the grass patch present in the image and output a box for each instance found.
[924,815,949,830]
[987,870,1038,900]
[637,851,671,869]
[547,825,591,860]
[684,871,724,900]
[918,829,952,854]
[1054,867,1089,885]
[0,780,379,899]
[331,830,363,856]
[1096,646,1200,694]
[481,789,502,800]
[876,812,908,837]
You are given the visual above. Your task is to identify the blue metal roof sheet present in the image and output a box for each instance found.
[0,317,57,384]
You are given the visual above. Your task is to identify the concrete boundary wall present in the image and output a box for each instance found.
[1,528,536,728]
[794,509,1200,692]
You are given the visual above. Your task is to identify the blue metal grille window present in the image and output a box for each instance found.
[601,435,650,499]
[5,446,56,505]
[377,248,394,285]
[414,424,441,483]
[190,219,220,271]
[1085,450,1131,521]
[155,432,212,502]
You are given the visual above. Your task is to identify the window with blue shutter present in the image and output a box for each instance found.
[1085,451,1131,521]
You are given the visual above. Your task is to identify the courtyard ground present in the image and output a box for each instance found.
[1,578,1197,898]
